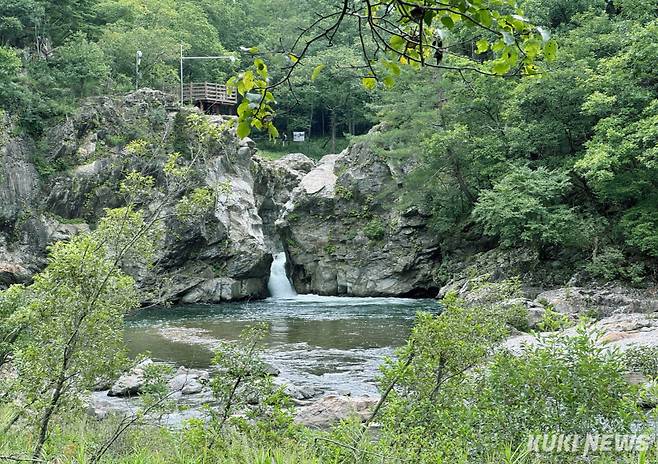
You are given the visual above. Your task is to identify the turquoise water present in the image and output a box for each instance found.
[125,295,438,395]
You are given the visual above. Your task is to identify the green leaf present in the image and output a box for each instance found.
[492,60,510,75]
[523,38,541,58]
[423,11,434,26]
[311,64,325,81]
[237,121,251,138]
[362,77,377,90]
[243,70,255,92]
[544,39,558,61]
[476,39,489,54]
[267,124,279,139]
[383,75,395,88]
[390,35,405,51]
[237,100,251,117]
[440,15,454,29]
[477,9,493,27]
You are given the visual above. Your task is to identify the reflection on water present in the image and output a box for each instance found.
[125,296,438,395]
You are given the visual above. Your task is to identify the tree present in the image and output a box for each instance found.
[5,229,141,457]
[0,0,45,47]
[53,32,109,97]
[472,166,579,249]
[0,45,22,109]
[371,294,510,462]
[230,0,558,138]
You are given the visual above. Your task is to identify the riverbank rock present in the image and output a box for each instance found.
[108,359,154,397]
[295,394,379,428]
[504,312,658,354]
[278,141,441,297]
[535,286,658,318]
[168,366,210,395]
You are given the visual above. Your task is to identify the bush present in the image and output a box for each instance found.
[623,345,658,377]
[363,218,385,241]
[537,306,572,332]
[472,166,579,249]
[586,246,647,285]
[476,326,641,452]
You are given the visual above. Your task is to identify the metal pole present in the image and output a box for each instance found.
[135,50,142,92]
[179,43,184,106]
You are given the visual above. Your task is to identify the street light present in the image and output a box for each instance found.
[179,43,237,105]
[135,50,142,91]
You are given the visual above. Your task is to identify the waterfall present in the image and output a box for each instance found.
[267,252,297,299]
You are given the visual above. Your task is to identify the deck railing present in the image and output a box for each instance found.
[181,82,237,105]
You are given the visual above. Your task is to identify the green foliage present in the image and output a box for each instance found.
[53,32,110,97]
[210,323,293,436]
[623,345,658,378]
[363,218,385,241]
[537,305,572,332]
[586,246,646,284]
[3,232,139,456]
[175,187,215,221]
[472,166,578,248]
[477,327,640,449]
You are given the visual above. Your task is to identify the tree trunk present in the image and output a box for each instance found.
[321,110,325,137]
[33,377,65,459]
[307,105,314,141]
[330,110,337,153]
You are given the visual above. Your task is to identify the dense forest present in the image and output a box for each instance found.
[1,0,658,462]
[1,0,656,282]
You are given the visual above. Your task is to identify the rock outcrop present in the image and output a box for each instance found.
[0,91,446,300]
[0,90,272,302]
[278,141,442,297]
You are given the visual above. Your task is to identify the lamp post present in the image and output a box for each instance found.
[179,43,237,106]
[135,50,142,91]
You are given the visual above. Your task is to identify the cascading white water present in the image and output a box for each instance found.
[267,252,297,299]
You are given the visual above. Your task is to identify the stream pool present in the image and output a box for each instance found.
[124,295,438,395]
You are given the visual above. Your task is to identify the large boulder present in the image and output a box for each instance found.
[504,312,658,354]
[108,359,154,397]
[295,394,378,428]
[278,142,441,297]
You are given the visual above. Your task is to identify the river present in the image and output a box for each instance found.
[124,254,437,396]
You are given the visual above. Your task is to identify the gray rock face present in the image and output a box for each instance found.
[252,153,315,252]
[0,91,272,302]
[0,92,444,299]
[535,286,658,317]
[278,142,441,297]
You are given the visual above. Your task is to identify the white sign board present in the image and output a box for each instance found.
[293,131,305,142]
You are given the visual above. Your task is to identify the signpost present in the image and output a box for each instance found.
[293,131,306,142]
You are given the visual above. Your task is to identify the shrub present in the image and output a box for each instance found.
[363,218,385,241]
[623,345,658,378]
[536,306,572,332]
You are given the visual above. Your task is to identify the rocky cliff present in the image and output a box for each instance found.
[0,91,272,302]
[276,140,441,297]
[0,91,443,301]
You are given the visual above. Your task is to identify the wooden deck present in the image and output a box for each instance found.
[182,82,237,105]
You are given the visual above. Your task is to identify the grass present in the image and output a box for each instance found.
[254,136,350,161]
